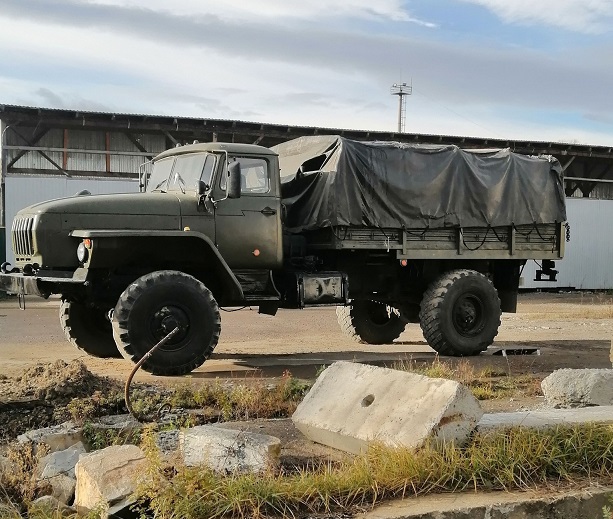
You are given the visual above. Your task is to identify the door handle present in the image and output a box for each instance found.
[260,207,277,216]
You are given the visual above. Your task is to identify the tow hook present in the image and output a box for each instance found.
[1,262,18,274]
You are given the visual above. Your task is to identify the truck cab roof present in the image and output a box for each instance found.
[154,142,278,162]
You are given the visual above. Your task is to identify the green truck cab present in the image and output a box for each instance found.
[0,138,566,376]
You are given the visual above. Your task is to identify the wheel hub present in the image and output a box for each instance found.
[150,305,190,347]
[453,295,483,336]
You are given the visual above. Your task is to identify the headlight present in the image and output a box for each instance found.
[77,242,89,263]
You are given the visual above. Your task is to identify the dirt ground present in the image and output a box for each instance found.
[0,293,610,519]
[0,290,612,446]
[1,291,611,383]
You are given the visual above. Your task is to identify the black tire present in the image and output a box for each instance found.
[336,300,407,344]
[397,303,421,324]
[419,269,500,356]
[60,300,121,358]
[111,270,221,376]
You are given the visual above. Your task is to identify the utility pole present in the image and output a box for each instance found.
[390,81,412,133]
[0,120,6,229]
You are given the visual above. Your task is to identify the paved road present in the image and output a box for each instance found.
[0,294,611,383]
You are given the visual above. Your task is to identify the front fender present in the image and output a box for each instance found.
[70,229,244,304]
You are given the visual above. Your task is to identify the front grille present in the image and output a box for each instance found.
[12,217,35,257]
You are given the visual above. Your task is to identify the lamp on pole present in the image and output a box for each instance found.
[390,82,412,133]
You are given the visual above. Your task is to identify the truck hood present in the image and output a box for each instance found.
[11,192,183,269]
[25,192,181,217]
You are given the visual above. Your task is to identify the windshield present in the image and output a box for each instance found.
[168,153,216,193]
[148,157,174,192]
[147,153,217,193]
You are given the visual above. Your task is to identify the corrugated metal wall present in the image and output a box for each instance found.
[6,128,165,174]
[522,198,613,290]
[4,175,138,264]
[3,176,613,290]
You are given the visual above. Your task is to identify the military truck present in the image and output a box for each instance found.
[0,135,566,375]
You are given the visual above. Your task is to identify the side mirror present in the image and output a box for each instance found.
[227,161,242,199]
[196,180,209,196]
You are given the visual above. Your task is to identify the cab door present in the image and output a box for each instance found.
[214,155,282,269]
[174,152,217,240]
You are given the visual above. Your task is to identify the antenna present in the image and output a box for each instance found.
[390,81,412,133]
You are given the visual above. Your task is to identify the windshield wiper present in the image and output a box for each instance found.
[151,178,168,192]
[175,172,186,194]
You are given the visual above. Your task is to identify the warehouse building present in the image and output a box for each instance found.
[1,104,612,288]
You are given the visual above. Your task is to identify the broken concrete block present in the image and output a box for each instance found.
[0,455,14,475]
[90,413,141,432]
[35,442,85,505]
[17,421,83,453]
[542,369,613,408]
[86,414,142,447]
[292,361,483,454]
[29,495,74,517]
[156,430,180,455]
[74,444,148,516]
[477,406,613,432]
[37,441,86,480]
[46,474,77,505]
[180,425,281,474]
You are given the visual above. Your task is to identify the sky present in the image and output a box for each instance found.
[1,0,613,146]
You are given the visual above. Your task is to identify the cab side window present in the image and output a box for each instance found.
[221,157,270,194]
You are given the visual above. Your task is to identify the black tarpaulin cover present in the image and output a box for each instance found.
[273,136,566,232]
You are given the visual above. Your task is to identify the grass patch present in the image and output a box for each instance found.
[82,422,143,451]
[392,357,541,400]
[137,424,613,518]
[67,371,311,425]
[63,372,312,450]
[0,442,51,516]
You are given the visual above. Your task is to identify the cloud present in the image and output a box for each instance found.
[87,0,435,25]
[278,93,333,107]
[2,0,613,121]
[0,0,612,147]
[460,0,613,33]
[583,111,613,125]
[34,88,114,112]
[35,88,64,108]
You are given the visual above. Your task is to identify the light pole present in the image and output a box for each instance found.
[390,82,412,133]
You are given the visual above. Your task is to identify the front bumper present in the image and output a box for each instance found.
[0,270,86,298]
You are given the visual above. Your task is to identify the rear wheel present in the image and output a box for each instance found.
[336,300,407,344]
[419,269,500,356]
[112,270,221,376]
[60,300,121,358]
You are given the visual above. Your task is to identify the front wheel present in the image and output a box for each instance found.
[112,270,221,376]
[336,300,407,344]
[419,269,501,356]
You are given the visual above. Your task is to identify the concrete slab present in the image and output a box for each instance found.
[292,361,483,454]
[37,442,86,480]
[18,421,83,453]
[29,495,75,516]
[87,414,142,446]
[541,368,613,407]
[478,405,613,431]
[0,455,14,475]
[46,474,77,505]
[180,425,281,474]
[358,485,613,519]
[74,444,148,516]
